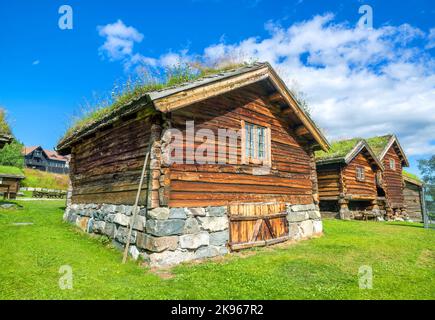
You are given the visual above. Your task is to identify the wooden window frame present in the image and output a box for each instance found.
[241,120,271,166]
[356,166,365,182]
[389,158,396,171]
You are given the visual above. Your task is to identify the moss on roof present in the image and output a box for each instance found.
[366,135,392,158]
[315,138,362,161]
[403,170,423,183]
[60,62,248,145]
[0,165,24,177]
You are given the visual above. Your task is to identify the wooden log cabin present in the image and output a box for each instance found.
[315,139,385,219]
[366,135,410,218]
[402,171,424,221]
[0,166,25,200]
[57,62,330,267]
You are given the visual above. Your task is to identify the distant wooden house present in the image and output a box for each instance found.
[315,139,384,219]
[23,146,69,174]
[0,166,25,200]
[57,62,330,267]
[367,135,409,218]
[402,171,424,221]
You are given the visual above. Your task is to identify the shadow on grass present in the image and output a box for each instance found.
[385,222,425,229]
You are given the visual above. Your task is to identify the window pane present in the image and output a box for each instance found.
[258,127,265,159]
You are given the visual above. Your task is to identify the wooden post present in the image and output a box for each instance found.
[122,151,150,264]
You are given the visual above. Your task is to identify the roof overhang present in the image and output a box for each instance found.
[151,62,330,151]
[403,175,423,187]
[57,62,330,154]
[344,140,384,170]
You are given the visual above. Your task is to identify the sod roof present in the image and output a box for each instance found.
[315,138,363,162]
[0,165,25,178]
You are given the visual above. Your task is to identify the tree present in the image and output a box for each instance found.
[0,140,24,168]
[418,155,435,185]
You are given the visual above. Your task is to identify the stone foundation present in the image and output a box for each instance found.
[64,202,322,267]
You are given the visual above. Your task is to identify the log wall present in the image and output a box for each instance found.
[69,110,154,204]
[317,164,341,199]
[403,181,423,220]
[382,146,404,208]
[168,86,314,208]
[342,153,377,199]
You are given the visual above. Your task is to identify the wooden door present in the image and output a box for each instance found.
[228,203,289,251]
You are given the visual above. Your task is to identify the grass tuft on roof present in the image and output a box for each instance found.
[403,170,422,183]
[366,135,392,157]
[0,165,24,177]
[315,138,363,161]
[60,62,248,144]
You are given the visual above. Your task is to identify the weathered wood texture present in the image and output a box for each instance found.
[0,177,21,199]
[382,146,404,208]
[342,153,377,199]
[403,181,423,220]
[169,86,314,208]
[70,111,153,204]
[317,165,341,198]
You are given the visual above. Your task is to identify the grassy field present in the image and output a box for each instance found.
[21,168,69,190]
[0,200,434,300]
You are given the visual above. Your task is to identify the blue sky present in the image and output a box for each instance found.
[0,0,434,176]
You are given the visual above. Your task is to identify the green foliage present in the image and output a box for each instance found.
[315,138,362,160]
[418,155,435,185]
[0,108,12,135]
[61,62,247,143]
[0,165,24,176]
[21,168,69,190]
[0,200,434,299]
[402,170,422,183]
[366,135,392,157]
[0,140,24,168]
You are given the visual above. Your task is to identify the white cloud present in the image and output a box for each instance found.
[97,20,144,61]
[99,14,435,157]
[32,60,40,65]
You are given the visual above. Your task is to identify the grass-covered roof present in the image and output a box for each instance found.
[59,62,248,145]
[403,170,423,183]
[366,135,392,158]
[315,138,363,161]
[0,165,25,178]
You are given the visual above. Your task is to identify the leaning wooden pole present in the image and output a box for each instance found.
[122,150,150,264]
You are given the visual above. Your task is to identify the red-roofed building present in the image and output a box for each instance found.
[23,146,69,174]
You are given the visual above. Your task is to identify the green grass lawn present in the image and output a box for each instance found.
[0,200,434,300]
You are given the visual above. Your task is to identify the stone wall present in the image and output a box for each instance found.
[64,204,229,268]
[286,204,323,239]
[64,202,323,268]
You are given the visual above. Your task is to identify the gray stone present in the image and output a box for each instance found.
[106,214,116,223]
[82,209,93,217]
[116,205,132,216]
[137,233,178,252]
[146,219,185,236]
[308,210,321,220]
[183,217,201,234]
[149,250,195,268]
[139,208,147,216]
[93,221,106,234]
[313,220,323,234]
[179,232,209,249]
[169,208,187,219]
[129,245,140,261]
[147,207,170,220]
[209,230,229,246]
[132,215,146,232]
[111,240,124,251]
[115,227,137,244]
[104,222,116,238]
[195,245,228,259]
[300,220,314,238]
[189,207,206,217]
[206,206,227,217]
[288,223,302,240]
[102,204,117,214]
[197,216,228,232]
[287,211,309,223]
[114,213,130,227]
[66,213,78,224]
[290,204,316,212]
